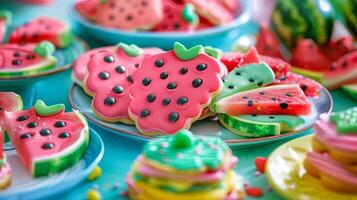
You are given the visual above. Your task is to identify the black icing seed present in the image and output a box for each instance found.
[17,115,29,121]
[115,65,126,73]
[169,112,179,122]
[177,97,188,105]
[112,85,124,94]
[39,128,52,136]
[196,63,207,71]
[301,85,307,91]
[285,93,292,97]
[341,61,348,68]
[279,76,287,81]
[228,85,234,89]
[13,52,21,57]
[42,143,55,150]
[330,64,337,71]
[235,71,241,76]
[180,67,188,74]
[27,122,38,128]
[247,100,253,107]
[242,96,248,99]
[162,98,171,105]
[257,82,263,86]
[142,77,151,86]
[147,93,156,102]
[127,75,134,83]
[98,72,110,80]
[269,116,275,119]
[134,63,140,68]
[26,55,35,60]
[104,96,116,106]
[126,15,133,21]
[167,82,177,89]
[249,78,255,82]
[20,133,32,139]
[192,79,202,88]
[140,109,150,118]
[54,121,66,128]
[271,97,278,101]
[252,114,257,116]
[155,59,164,67]
[280,103,288,109]
[12,59,22,65]
[103,55,115,63]
[173,23,180,29]
[58,132,71,139]
[259,92,265,95]
[160,72,168,79]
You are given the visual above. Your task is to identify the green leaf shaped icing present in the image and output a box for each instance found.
[34,41,55,57]
[34,100,65,117]
[203,46,222,59]
[116,42,143,57]
[144,129,229,171]
[181,3,198,24]
[173,42,204,61]
[330,107,357,134]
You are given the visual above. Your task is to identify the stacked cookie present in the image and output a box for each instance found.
[126,129,244,200]
[304,107,357,192]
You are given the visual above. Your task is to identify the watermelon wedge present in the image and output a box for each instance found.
[220,47,261,72]
[342,84,357,101]
[215,84,311,115]
[0,41,57,77]
[4,100,89,177]
[0,10,11,44]
[9,16,73,48]
[0,92,23,113]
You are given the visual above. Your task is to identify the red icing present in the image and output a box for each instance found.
[254,157,266,173]
[245,187,263,197]
[129,50,223,134]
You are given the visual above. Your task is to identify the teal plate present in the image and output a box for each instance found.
[0,128,104,200]
[69,84,332,149]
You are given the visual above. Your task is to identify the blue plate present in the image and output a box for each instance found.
[72,0,253,50]
[69,84,332,149]
[0,128,104,200]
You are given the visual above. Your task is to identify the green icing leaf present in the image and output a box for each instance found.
[116,42,143,57]
[171,130,195,149]
[0,10,11,24]
[181,3,198,24]
[34,100,64,117]
[173,42,204,61]
[99,0,107,3]
[34,41,55,57]
[330,107,357,134]
[203,46,222,59]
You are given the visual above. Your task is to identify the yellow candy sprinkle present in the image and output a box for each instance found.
[86,189,101,200]
[87,166,102,181]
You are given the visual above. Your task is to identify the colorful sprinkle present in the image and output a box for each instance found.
[255,157,267,173]
[245,187,263,197]
[87,166,102,181]
[86,189,101,200]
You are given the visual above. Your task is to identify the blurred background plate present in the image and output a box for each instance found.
[70,84,332,149]
[0,128,104,200]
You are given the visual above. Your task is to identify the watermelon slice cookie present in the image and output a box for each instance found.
[154,1,199,32]
[0,10,11,44]
[4,100,89,177]
[95,0,163,30]
[0,41,57,77]
[129,42,223,135]
[9,16,73,48]
[215,84,311,116]
[75,0,99,22]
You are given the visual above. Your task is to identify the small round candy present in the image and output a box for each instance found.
[87,166,102,181]
[86,189,101,200]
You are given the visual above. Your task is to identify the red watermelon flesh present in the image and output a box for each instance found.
[4,100,88,177]
[271,72,321,97]
[260,55,290,79]
[215,84,311,115]
[322,36,355,63]
[75,0,99,21]
[197,17,215,30]
[220,47,260,72]
[0,42,57,77]
[256,24,283,58]
[9,16,73,48]
[290,39,330,71]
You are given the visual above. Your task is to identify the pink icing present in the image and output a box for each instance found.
[186,0,235,25]
[306,151,357,185]
[95,0,163,30]
[129,50,223,134]
[5,109,85,171]
[0,163,11,178]
[220,0,240,13]
[314,120,357,153]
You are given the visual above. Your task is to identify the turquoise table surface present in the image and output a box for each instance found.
[0,1,356,200]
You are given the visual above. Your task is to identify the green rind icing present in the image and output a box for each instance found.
[0,57,57,77]
[144,129,229,171]
[290,66,324,82]
[34,41,56,57]
[181,3,198,24]
[210,63,275,111]
[330,107,357,134]
[34,100,65,117]
[342,84,357,101]
[203,46,221,59]
[238,115,305,132]
[0,10,11,24]
[219,114,280,137]
[173,42,204,61]
[116,42,143,57]
[17,94,23,111]
[33,111,89,177]
[59,29,74,48]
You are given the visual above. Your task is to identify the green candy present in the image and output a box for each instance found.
[173,42,204,61]
[34,100,64,117]
[330,107,357,134]
[171,130,195,149]
[34,41,55,58]
[116,42,143,57]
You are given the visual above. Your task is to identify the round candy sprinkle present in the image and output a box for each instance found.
[245,187,263,197]
[87,166,102,181]
[171,130,194,148]
[86,189,101,200]
[255,157,266,173]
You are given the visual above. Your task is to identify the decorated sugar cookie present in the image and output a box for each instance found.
[75,0,99,21]
[126,129,244,200]
[95,0,163,30]
[0,41,57,77]
[0,10,11,44]
[9,16,73,48]
[4,100,89,177]
[129,42,223,135]
[83,43,161,123]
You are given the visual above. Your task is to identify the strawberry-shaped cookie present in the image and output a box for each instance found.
[83,43,160,123]
[185,0,234,25]
[95,0,163,30]
[0,11,11,44]
[129,42,223,135]
[154,1,199,32]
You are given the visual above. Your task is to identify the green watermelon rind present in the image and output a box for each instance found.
[342,84,357,101]
[340,0,357,37]
[290,66,324,82]
[219,113,281,138]
[59,27,74,48]
[0,56,57,77]
[31,110,89,177]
